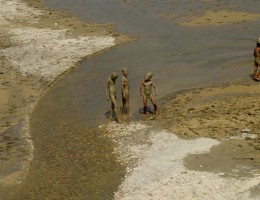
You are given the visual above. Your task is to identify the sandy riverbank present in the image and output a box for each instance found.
[102,119,259,199]
[0,0,132,185]
[100,80,260,199]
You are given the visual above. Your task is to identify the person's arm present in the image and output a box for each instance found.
[152,82,158,96]
[256,47,260,58]
[105,79,110,101]
[139,81,144,96]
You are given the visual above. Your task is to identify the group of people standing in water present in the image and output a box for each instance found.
[105,38,260,123]
[105,68,158,124]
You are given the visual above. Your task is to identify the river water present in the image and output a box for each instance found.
[41,0,258,123]
[8,0,260,199]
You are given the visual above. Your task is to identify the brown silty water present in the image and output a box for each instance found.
[3,0,260,199]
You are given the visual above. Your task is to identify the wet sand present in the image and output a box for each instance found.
[155,80,260,180]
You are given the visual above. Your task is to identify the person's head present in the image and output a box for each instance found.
[257,38,260,47]
[111,72,118,80]
[122,67,128,77]
[145,72,153,81]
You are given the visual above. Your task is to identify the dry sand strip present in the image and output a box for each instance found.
[0,0,132,185]
[160,9,260,27]
[181,10,260,27]
[103,122,260,200]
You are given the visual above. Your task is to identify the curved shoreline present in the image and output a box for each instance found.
[0,0,133,185]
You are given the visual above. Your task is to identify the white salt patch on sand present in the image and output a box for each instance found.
[0,0,43,25]
[1,27,115,81]
[106,122,260,200]
[106,122,148,137]
[230,133,258,140]
[105,122,150,166]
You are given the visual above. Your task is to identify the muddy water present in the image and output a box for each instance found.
[10,0,260,199]
[42,0,259,119]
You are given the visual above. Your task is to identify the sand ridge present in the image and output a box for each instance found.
[181,10,260,27]
[159,8,260,27]
[157,81,260,140]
